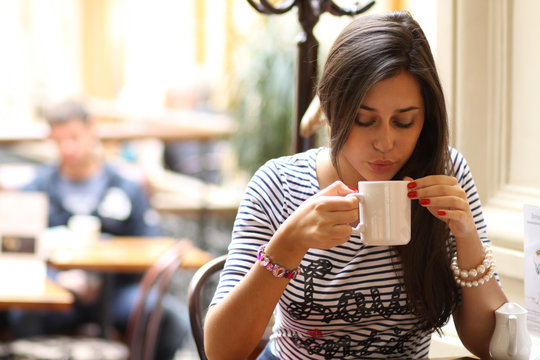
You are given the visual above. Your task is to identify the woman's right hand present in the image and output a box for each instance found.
[269,180,358,258]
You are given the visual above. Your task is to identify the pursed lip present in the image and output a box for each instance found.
[368,160,395,172]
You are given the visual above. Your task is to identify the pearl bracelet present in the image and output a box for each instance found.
[451,244,495,287]
[257,244,301,280]
[455,266,495,288]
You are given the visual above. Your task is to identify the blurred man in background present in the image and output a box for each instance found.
[8,99,190,359]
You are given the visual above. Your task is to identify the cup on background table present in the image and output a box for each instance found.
[68,215,101,245]
[347,180,411,246]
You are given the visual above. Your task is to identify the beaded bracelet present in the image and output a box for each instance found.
[257,244,301,280]
[455,266,496,288]
[451,244,495,287]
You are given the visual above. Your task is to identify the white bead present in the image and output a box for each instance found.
[477,264,485,274]
[468,269,478,278]
[460,270,468,279]
[472,281,479,287]
[478,278,485,285]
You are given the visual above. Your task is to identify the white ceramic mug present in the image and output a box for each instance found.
[347,180,411,246]
[68,215,101,245]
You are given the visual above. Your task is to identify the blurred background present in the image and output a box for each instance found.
[0,0,439,253]
[0,0,539,356]
[0,0,437,174]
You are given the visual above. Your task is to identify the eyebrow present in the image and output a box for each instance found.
[360,105,420,113]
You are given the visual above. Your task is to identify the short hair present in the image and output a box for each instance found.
[43,100,90,125]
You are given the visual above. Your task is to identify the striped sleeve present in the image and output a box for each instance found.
[210,157,296,305]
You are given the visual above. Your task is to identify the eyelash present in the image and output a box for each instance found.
[355,117,414,128]
[355,118,375,127]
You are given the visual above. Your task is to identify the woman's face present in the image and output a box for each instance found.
[338,70,425,182]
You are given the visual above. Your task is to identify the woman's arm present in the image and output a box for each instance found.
[451,231,507,359]
[204,181,358,360]
[407,174,507,359]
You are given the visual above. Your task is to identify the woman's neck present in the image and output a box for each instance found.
[316,148,364,190]
[315,148,344,189]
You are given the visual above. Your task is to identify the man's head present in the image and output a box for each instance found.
[43,100,99,173]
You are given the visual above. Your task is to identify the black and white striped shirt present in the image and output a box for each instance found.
[211,147,490,359]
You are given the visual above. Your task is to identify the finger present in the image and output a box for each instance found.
[408,182,464,200]
[330,224,354,240]
[313,197,359,220]
[418,195,468,211]
[408,175,458,190]
[434,208,467,224]
[318,180,356,197]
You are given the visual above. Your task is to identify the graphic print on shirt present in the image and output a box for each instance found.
[287,259,418,358]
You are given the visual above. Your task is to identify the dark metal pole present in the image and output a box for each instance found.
[294,1,319,153]
[247,0,376,154]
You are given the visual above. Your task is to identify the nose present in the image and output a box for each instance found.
[373,123,395,152]
[58,139,77,157]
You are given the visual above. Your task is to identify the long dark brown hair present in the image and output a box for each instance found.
[317,11,459,332]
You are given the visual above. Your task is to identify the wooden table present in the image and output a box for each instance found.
[47,237,213,272]
[46,236,212,338]
[0,279,73,311]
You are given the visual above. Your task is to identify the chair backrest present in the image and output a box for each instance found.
[188,255,271,360]
[187,254,227,360]
[126,239,191,360]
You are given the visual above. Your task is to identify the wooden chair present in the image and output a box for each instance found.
[187,255,270,360]
[126,239,192,360]
[187,254,227,360]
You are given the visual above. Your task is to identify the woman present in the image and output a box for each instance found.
[205,11,507,359]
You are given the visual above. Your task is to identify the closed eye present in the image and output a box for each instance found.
[355,118,376,127]
[394,121,414,129]
[355,112,376,127]
[393,117,415,129]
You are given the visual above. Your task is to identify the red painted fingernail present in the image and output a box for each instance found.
[407,191,417,199]
[348,186,357,191]
[419,198,430,205]
[437,210,446,216]
[407,182,417,189]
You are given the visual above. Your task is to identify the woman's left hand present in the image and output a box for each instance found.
[404,175,477,239]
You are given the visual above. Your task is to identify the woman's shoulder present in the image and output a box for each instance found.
[266,147,320,167]
[247,148,321,197]
[257,147,321,177]
[448,146,464,159]
[447,146,473,180]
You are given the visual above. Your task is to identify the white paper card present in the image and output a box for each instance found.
[524,204,540,337]
[0,258,46,295]
[0,191,48,258]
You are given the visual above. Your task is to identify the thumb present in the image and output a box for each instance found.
[318,180,355,197]
[403,176,414,182]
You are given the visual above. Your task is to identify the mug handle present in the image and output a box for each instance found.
[347,193,366,233]
[507,315,517,357]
